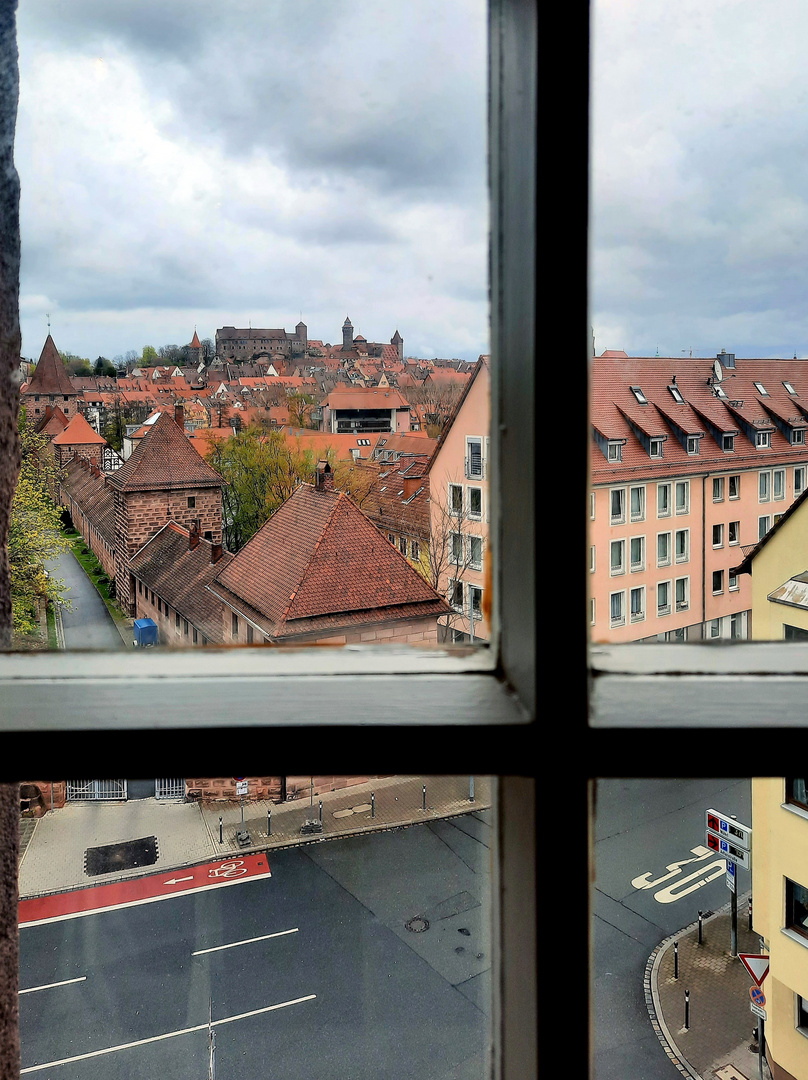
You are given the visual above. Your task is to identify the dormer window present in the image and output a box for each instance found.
[668,384,684,404]
[784,381,798,395]
[756,431,771,448]
[649,438,663,459]
[630,386,648,404]
[754,382,768,395]
[723,434,735,452]
[792,429,806,446]
[686,436,699,455]
[607,441,622,462]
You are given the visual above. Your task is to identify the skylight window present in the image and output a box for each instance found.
[668,384,684,403]
[754,382,768,395]
[630,386,648,404]
[784,381,798,395]
[715,385,728,399]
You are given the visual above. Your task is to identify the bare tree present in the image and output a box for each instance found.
[426,477,485,642]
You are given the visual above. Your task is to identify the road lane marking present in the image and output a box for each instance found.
[20,994,317,1073]
[19,977,86,995]
[163,876,194,885]
[193,927,299,955]
[631,846,713,890]
[653,860,726,903]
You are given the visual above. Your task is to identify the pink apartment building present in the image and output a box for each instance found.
[590,349,808,642]
[428,357,490,644]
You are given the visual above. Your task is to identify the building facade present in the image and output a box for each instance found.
[751,778,808,1080]
[590,350,808,643]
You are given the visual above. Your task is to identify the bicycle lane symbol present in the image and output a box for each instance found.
[208,861,249,879]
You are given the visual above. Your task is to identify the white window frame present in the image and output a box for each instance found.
[610,539,626,577]
[610,590,626,628]
[607,441,622,463]
[759,470,771,502]
[448,482,463,517]
[629,485,645,522]
[657,482,671,518]
[796,466,807,497]
[468,486,483,521]
[657,580,671,617]
[674,480,689,515]
[610,487,626,525]
[657,531,672,568]
[792,429,806,446]
[465,435,485,480]
[629,586,644,623]
[686,435,699,455]
[728,520,740,545]
[675,576,689,612]
[774,468,786,500]
[590,545,596,573]
[723,434,735,452]
[712,476,724,502]
[0,12,538,1079]
[712,523,724,549]
[756,430,771,448]
[674,528,689,564]
[649,438,663,459]
[629,535,645,572]
[759,515,772,540]
[728,473,740,499]
[712,569,724,595]
[467,534,483,572]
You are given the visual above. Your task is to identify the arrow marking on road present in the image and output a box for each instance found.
[192,927,299,956]
[20,995,317,1073]
[164,877,194,885]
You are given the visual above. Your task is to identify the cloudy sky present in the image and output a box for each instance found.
[591,0,808,360]
[14,1,488,364]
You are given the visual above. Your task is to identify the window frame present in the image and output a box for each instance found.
[1,6,540,1076]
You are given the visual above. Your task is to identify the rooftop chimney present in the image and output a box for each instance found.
[189,520,200,550]
[174,402,185,429]
[315,459,334,491]
[210,542,223,564]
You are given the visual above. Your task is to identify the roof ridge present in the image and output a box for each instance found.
[276,485,340,626]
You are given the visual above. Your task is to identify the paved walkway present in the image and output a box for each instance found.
[648,900,773,1080]
[46,547,124,650]
[18,775,490,898]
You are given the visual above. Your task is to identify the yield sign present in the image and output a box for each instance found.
[739,954,769,986]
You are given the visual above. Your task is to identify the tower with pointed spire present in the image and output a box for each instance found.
[342,316,354,352]
[22,336,81,421]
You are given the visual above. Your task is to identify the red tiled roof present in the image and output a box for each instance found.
[108,411,225,492]
[61,458,115,548]
[33,406,69,438]
[210,483,448,638]
[52,411,107,445]
[129,522,233,642]
[190,330,201,348]
[591,355,808,482]
[323,387,410,410]
[24,336,79,397]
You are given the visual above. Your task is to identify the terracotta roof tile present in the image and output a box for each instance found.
[108,411,224,492]
[25,336,80,397]
[52,411,107,445]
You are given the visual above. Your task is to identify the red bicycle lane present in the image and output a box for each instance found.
[19,854,271,928]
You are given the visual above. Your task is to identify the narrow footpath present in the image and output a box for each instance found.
[46,547,124,650]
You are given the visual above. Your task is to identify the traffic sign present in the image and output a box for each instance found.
[750,986,766,1008]
[705,810,752,850]
[705,831,751,868]
[236,780,249,796]
[726,861,736,892]
[740,954,770,986]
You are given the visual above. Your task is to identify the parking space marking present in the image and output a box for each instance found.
[20,994,317,1074]
[193,927,299,955]
[19,977,86,995]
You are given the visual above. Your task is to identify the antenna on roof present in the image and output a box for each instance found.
[655,345,659,357]
[46,312,51,333]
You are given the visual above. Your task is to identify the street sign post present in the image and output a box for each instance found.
[726,860,736,892]
[705,810,752,957]
[705,809,752,849]
[740,954,770,987]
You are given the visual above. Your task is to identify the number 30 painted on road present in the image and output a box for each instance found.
[631,845,726,904]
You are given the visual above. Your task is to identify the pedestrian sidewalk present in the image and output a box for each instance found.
[648,899,773,1080]
[18,775,491,900]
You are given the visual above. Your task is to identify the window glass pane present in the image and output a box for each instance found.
[13,0,492,656]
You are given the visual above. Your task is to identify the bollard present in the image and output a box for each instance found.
[422,785,426,811]
[219,816,223,844]
[371,792,375,818]
[684,990,690,1031]
[674,941,678,980]
[267,808,271,836]
[318,799,322,823]
[469,776,475,802]
[748,896,753,931]
[698,910,703,945]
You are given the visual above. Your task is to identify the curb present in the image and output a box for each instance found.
[644,895,752,1080]
[18,801,491,903]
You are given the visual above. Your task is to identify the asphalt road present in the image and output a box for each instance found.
[592,778,752,1080]
[20,813,492,1079]
[46,545,123,650]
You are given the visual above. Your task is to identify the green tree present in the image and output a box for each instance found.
[139,345,158,367]
[205,428,317,551]
[8,413,71,634]
[288,392,315,428]
[93,356,116,378]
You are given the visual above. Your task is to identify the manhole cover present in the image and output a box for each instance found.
[85,836,158,876]
[405,916,430,933]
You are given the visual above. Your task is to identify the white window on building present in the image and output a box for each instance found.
[610,591,625,628]
[630,536,645,572]
[465,437,484,479]
[657,581,671,616]
[712,523,724,548]
[728,521,740,545]
[675,577,689,612]
[796,467,807,497]
[449,484,463,516]
[657,532,672,568]
[792,429,805,446]
[686,436,699,455]
[611,488,626,525]
[759,471,771,502]
[712,569,724,595]
[649,438,663,459]
[469,586,483,620]
[657,483,671,518]
[774,468,786,500]
[759,515,771,540]
[450,532,463,565]
[448,579,464,612]
[590,492,596,520]
[467,535,483,571]
[590,597,596,626]
[728,570,739,592]
[675,529,689,563]
[590,545,596,573]
[607,441,622,462]
[712,477,724,502]
[709,618,721,639]
[729,473,740,499]
[723,434,735,452]
[610,539,626,576]
[756,430,771,448]
[754,381,768,396]
[630,485,646,522]
[468,487,483,520]
[630,386,647,404]
[630,586,644,623]
[675,480,689,515]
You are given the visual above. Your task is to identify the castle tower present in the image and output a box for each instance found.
[23,335,81,421]
[107,409,224,614]
[342,316,354,352]
[188,328,204,367]
[391,329,403,361]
